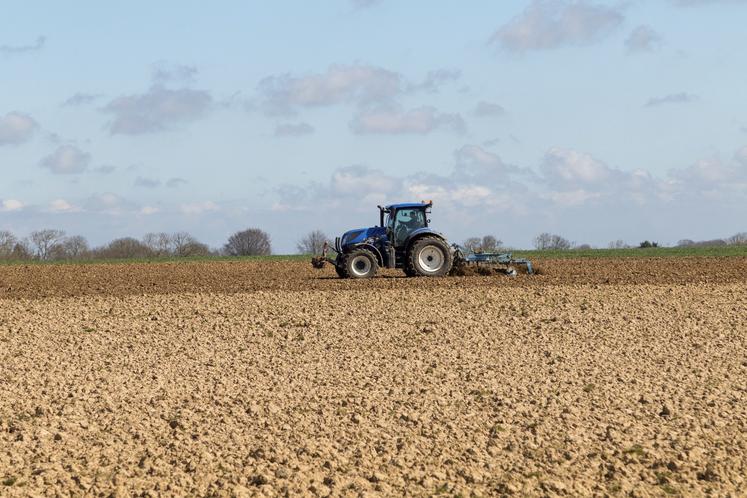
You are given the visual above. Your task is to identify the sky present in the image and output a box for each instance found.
[1,0,746,253]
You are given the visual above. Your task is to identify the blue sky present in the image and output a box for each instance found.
[1,0,746,252]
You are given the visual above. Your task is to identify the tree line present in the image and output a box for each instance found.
[299,230,747,253]
[1,227,745,261]
[0,228,275,261]
[534,232,747,251]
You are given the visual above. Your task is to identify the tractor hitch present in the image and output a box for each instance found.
[311,241,336,269]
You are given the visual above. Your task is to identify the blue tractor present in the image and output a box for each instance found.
[312,201,534,278]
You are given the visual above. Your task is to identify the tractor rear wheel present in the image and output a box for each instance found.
[341,249,379,278]
[406,237,452,277]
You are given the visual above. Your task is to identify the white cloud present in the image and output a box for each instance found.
[625,25,662,53]
[103,85,212,135]
[39,145,90,174]
[274,143,716,224]
[537,148,663,207]
[735,146,747,166]
[274,122,315,137]
[48,199,80,213]
[540,148,615,187]
[406,69,461,93]
[407,183,495,207]
[473,101,506,117]
[673,0,747,6]
[0,112,38,145]
[331,165,401,197]
[258,64,402,114]
[540,189,603,207]
[273,165,404,211]
[84,193,136,214]
[670,154,747,189]
[62,93,102,107]
[166,177,187,188]
[151,62,198,83]
[452,145,531,186]
[0,199,24,212]
[645,93,698,107]
[275,146,530,215]
[0,36,45,55]
[94,165,116,174]
[492,0,624,52]
[350,106,465,135]
[350,0,382,9]
[140,206,159,215]
[134,177,161,188]
[180,201,219,215]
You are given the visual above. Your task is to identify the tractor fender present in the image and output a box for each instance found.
[345,243,384,267]
[404,229,448,254]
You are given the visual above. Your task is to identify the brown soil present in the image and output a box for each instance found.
[0,256,745,299]
[1,258,745,496]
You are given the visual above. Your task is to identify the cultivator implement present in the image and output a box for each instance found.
[451,245,534,276]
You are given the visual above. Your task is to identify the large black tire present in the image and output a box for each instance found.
[406,237,452,277]
[335,264,346,278]
[341,248,379,279]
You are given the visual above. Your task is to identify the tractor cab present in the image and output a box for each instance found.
[380,202,430,248]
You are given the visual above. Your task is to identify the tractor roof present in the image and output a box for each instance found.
[384,201,432,210]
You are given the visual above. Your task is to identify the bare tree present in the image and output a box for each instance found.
[93,237,154,259]
[60,235,89,259]
[463,237,482,252]
[533,232,571,250]
[481,235,501,252]
[224,228,272,256]
[0,230,17,258]
[696,239,726,247]
[608,239,630,249]
[44,235,88,261]
[11,241,32,260]
[728,232,747,245]
[297,230,328,255]
[171,232,210,257]
[142,232,174,256]
[181,240,211,257]
[29,229,66,260]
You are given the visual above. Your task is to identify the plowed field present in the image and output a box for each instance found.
[1,258,746,496]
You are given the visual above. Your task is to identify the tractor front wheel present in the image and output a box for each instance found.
[341,249,379,278]
[406,237,452,277]
[335,263,346,278]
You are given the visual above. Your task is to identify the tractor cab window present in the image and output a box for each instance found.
[393,209,426,246]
